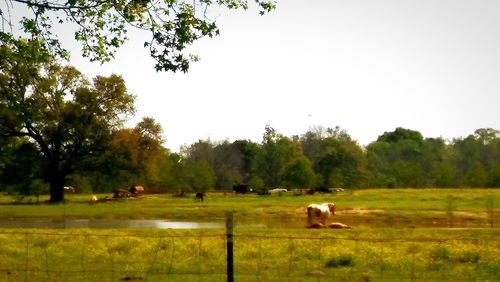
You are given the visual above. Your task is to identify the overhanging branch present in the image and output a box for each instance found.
[11,0,102,11]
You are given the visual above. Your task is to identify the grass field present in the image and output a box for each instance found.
[0,188,498,281]
[1,188,498,227]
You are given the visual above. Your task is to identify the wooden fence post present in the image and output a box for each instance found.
[226,211,234,282]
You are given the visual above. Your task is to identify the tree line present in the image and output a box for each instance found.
[1,35,499,201]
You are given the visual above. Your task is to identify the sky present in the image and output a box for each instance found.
[11,0,500,152]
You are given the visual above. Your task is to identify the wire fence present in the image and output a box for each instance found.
[1,227,499,282]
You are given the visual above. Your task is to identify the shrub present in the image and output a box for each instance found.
[456,251,480,263]
[325,254,354,268]
[430,246,450,262]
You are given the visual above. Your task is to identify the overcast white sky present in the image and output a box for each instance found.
[60,0,500,151]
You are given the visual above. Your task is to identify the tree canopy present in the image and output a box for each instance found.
[2,122,500,198]
[1,0,276,72]
[0,34,135,201]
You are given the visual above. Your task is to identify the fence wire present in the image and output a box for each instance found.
[0,230,499,281]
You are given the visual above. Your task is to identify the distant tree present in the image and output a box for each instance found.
[186,160,216,192]
[367,127,427,187]
[158,152,190,191]
[253,125,307,188]
[301,126,329,166]
[432,161,457,187]
[85,117,166,191]
[132,117,165,186]
[452,128,500,187]
[181,139,251,190]
[421,137,454,187]
[81,127,140,192]
[490,165,500,187]
[232,139,259,183]
[181,140,217,191]
[301,126,367,188]
[1,0,275,72]
[213,141,245,189]
[0,138,44,194]
[182,139,214,164]
[0,35,135,201]
[0,137,18,191]
[282,156,315,188]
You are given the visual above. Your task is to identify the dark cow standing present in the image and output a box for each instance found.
[195,192,204,202]
[233,184,251,194]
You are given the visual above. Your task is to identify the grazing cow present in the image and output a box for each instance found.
[328,222,351,229]
[90,195,98,204]
[195,192,204,202]
[233,184,251,194]
[307,203,335,226]
[269,188,288,193]
[64,186,75,193]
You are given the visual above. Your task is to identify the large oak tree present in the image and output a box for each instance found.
[0,34,135,201]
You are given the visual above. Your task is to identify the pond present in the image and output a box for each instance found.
[0,217,307,229]
[0,219,225,229]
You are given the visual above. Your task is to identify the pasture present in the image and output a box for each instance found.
[0,188,499,281]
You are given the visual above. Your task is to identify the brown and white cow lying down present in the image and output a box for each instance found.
[328,222,351,229]
[307,203,335,226]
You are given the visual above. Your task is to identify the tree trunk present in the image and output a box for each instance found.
[48,168,65,202]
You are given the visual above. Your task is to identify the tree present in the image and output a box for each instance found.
[181,139,214,164]
[186,160,216,192]
[452,128,500,187]
[232,139,259,183]
[0,35,135,201]
[157,152,190,191]
[181,139,217,191]
[366,127,427,187]
[253,125,307,188]
[301,126,368,188]
[282,156,315,188]
[132,117,165,187]
[0,137,44,194]
[84,117,165,192]
[213,141,245,189]
[1,0,276,72]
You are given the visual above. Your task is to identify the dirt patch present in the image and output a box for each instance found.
[340,207,385,215]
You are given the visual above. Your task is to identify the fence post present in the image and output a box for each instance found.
[226,212,234,282]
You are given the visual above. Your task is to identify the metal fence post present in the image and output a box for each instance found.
[226,212,234,282]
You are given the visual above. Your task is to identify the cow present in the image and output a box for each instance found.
[328,222,351,229]
[129,186,144,195]
[195,192,204,202]
[269,188,288,193]
[233,184,251,194]
[64,186,75,193]
[307,203,335,227]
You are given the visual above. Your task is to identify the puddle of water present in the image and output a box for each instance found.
[0,219,226,229]
[0,217,309,229]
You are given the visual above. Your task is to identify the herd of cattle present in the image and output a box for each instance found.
[89,186,145,203]
[231,185,345,195]
[85,185,350,229]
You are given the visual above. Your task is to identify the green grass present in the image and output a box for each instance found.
[1,188,498,228]
[0,188,498,281]
[0,227,498,281]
